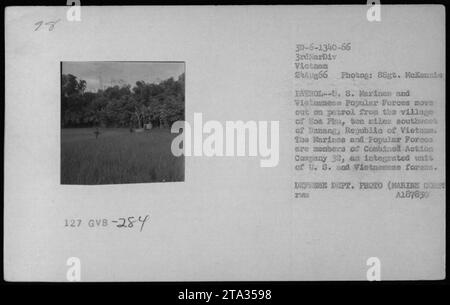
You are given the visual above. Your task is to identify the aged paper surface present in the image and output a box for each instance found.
[4,5,445,281]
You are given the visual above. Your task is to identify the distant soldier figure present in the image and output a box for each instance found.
[129,119,134,133]
[94,127,100,139]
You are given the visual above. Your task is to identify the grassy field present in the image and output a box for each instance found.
[61,128,184,185]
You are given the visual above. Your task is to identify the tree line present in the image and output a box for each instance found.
[61,73,185,128]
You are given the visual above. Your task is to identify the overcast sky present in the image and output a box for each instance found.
[62,62,185,92]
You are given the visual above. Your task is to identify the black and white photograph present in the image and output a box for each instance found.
[3,2,447,297]
[61,62,185,184]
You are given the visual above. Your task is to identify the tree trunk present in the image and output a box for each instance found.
[135,111,141,128]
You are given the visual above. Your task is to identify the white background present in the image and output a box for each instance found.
[4,5,445,281]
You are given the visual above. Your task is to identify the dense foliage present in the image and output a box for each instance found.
[61,73,185,128]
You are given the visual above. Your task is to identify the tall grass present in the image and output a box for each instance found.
[61,128,184,185]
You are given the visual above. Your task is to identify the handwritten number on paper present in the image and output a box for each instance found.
[34,19,61,31]
[34,21,44,31]
[112,215,150,232]
[138,215,150,232]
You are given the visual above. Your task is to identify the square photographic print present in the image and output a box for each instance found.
[60,61,185,185]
